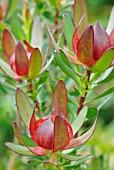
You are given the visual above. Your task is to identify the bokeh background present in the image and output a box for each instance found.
[0,0,114,169]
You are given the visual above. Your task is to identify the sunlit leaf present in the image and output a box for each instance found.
[71,106,88,135]
[106,6,114,34]
[16,88,33,128]
[5,142,35,156]
[31,16,43,52]
[63,13,74,49]
[59,153,91,161]
[0,58,21,80]
[28,48,42,79]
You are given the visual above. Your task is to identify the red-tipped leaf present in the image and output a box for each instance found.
[110,28,114,46]
[2,29,15,59]
[77,25,94,66]
[65,114,98,149]
[51,80,68,117]
[15,41,29,76]
[53,116,69,152]
[23,39,33,52]
[94,22,111,61]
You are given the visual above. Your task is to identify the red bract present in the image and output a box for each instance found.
[72,22,114,66]
[29,80,73,152]
[2,29,42,80]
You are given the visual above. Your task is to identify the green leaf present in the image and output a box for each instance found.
[31,16,43,52]
[59,153,90,161]
[71,106,88,135]
[64,155,93,167]
[38,71,49,85]
[22,135,37,147]
[0,58,20,80]
[28,159,43,167]
[54,52,80,85]
[92,49,114,73]
[63,13,74,49]
[6,0,17,19]
[0,23,8,31]
[106,6,114,34]
[16,88,33,128]
[28,48,42,79]
[69,89,80,96]
[13,122,25,145]
[5,142,35,156]
[87,107,97,119]
[60,50,72,68]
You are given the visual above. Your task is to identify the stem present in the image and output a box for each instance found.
[54,8,59,41]
[42,39,51,67]
[74,69,91,137]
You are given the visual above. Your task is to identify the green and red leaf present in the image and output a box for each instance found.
[2,29,15,59]
[28,48,42,79]
[77,25,94,66]
[53,115,69,152]
[16,88,33,128]
[51,80,68,117]
[94,22,111,61]
[15,41,29,76]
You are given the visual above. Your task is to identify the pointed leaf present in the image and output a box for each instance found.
[51,80,67,117]
[60,49,72,68]
[46,24,59,52]
[28,48,42,79]
[63,13,74,49]
[74,0,88,30]
[77,25,94,66]
[23,39,33,52]
[64,155,93,167]
[5,142,35,156]
[71,106,88,135]
[106,6,114,34]
[59,153,90,161]
[92,48,114,73]
[16,88,33,128]
[54,52,80,85]
[0,58,21,80]
[6,0,17,19]
[2,29,15,59]
[65,113,98,149]
[31,16,43,52]
[94,22,111,61]
[15,41,29,76]
[53,116,69,151]
[13,122,25,145]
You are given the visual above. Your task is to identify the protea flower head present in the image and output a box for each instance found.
[2,29,42,80]
[5,80,97,158]
[72,21,114,66]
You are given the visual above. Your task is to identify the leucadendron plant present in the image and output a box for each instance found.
[5,80,97,169]
[2,0,114,169]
